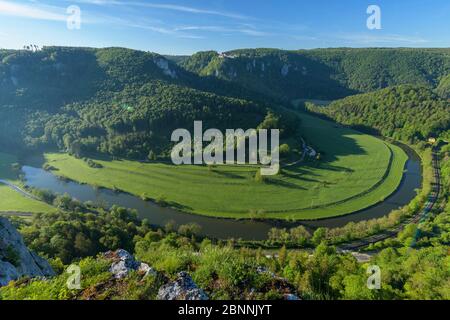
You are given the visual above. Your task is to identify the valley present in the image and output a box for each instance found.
[0,44,448,301]
[11,110,407,221]
[0,152,54,214]
[0,47,438,231]
[2,0,450,304]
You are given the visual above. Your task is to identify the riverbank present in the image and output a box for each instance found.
[251,145,436,249]
[31,111,407,221]
[0,152,55,214]
[20,140,419,240]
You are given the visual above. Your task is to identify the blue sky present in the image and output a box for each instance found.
[0,0,449,55]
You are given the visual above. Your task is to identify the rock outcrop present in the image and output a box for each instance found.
[256,266,301,300]
[154,58,177,79]
[103,250,207,300]
[157,271,208,300]
[103,249,156,279]
[0,217,54,287]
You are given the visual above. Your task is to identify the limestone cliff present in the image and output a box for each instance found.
[0,217,54,287]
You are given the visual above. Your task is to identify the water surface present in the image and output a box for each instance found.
[22,145,421,240]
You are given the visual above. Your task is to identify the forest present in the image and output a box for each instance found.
[180,48,450,101]
[1,47,449,159]
[1,182,448,300]
[0,46,449,300]
[306,85,450,142]
[0,47,297,159]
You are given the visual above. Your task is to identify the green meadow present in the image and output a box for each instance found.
[42,112,408,220]
[0,153,54,214]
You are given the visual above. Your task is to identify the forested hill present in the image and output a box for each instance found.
[437,74,450,99]
[0,46,296,158]
[180,48,450,101]
[1,46,449,159]
[306,85,450,142]
[0,46,270,109]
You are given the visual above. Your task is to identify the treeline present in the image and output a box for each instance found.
[0,46,297,159]
[259,140,450,249]
[22,82,297,159]
[1,46,448,157]
[2,146,448,300]
[181,48,450,101]
[307,85,450,142]
[2,202,448,300]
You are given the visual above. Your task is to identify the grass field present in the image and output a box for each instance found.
[41,111,408,220]
[0,152,54,214]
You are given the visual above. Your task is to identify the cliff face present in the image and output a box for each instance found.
[0,217,54,287]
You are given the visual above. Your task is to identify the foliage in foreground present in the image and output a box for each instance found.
[0,201,448,300]
[2,145,448,300]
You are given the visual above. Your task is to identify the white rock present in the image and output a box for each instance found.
[157,272,208,300]
[104,249,156,279]
[138,262,157,277]
[155,58,177,79]
[0,217,54,287]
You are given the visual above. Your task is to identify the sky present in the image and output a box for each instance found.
[0,0,449,55]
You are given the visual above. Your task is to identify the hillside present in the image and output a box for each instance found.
[306,85,450,142]
[0,47,264,109]
[1,204,448,300]
[0,47,295,158]
[437,74,450,99]
[1,46,438,221]
[181,48,450,101]
[2,47,449,158]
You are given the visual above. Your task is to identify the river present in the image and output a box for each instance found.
[22,144,421,240]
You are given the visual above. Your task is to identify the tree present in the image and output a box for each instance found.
[178,223,201,237]
[279,144,291,157]
[278,245,288,269]
[147,150,157,161]
[289,226,311,245]
[312,228,327,246]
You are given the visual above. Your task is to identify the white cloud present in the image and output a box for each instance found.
[174,25,272,37]
[0,0,67,21]
[136,3,249,20]
[337,33,428,44]
[0,0,198,38]
[0,0,284,41]
[70,0,250,20]
[115,20,202,38]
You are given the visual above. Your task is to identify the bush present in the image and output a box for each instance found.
[279,144,291,157]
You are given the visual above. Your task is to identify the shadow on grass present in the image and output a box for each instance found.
[264,178,306,190]
[163,201,193,212]
[211,169,246,180]
[281,171,320,183]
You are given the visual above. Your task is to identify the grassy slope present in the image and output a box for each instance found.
[0,153,54,214]
[42,112,408,220]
